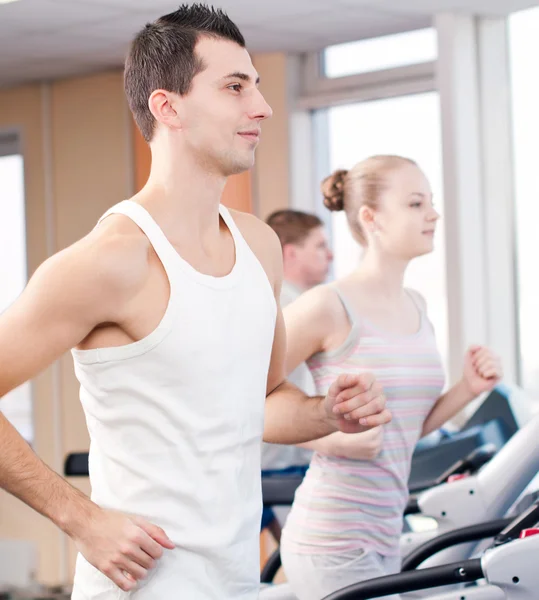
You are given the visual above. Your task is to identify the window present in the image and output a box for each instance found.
[0,139,32,441]
[509,7,539,393]
[323,92,448,371]
[324,28,437,79]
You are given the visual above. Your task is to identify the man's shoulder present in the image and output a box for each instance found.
[227,208,282,262]
[19,214,153,329]
[45,214,152,306]
[227,208,282,292]
[86,214,151,282]
[228,208,278,243]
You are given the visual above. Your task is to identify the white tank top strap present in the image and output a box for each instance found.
[218,204,239,237]
[404,288,424,313]
[404,288,428,333]
[218,204,247,259]
[97,200,181,279]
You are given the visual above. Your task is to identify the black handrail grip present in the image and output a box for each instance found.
[322,558,483,599]
[260,548,281,583]
[432,443,497,486]
[404,496,420,516]
[64,452,89,477]
[402,517,512,571]
[495,500,539,545]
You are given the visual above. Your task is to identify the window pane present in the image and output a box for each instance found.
[324,92,448,372]
[509,7,539,393]
[324,28,437,79]
[0,153,32,442]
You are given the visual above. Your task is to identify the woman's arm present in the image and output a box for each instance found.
[299,427,383,460]
[422,345,502,436]
[282,285,349,373]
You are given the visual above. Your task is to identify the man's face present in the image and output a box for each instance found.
[174,37,272,176]
[292,226,333,287]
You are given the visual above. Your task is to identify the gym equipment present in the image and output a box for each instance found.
[409,388,518,493]
[399,404,539,567]
[323,537,539,599]
[63,453,87,477]
[324,496,539,599]
[405,443,497,517]
[402,495,539,572]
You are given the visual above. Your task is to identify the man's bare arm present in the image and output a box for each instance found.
[0,226,173,591]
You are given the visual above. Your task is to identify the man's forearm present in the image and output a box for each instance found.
[422,379,475,437]
[0,413,94,537]
[263,381,335,444]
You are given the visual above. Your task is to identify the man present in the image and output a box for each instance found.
[261,210,332,541]
[0,6,390,599]
[266,209,333,305]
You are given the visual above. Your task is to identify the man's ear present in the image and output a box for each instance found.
[282,243,298,264]
[148,89,182,131]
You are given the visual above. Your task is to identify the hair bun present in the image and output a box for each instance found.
[321,169,348,212]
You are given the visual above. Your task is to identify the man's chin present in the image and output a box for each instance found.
[225,156,255,177]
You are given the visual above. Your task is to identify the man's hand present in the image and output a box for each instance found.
[324,373,391,433]
[73,506,175,592]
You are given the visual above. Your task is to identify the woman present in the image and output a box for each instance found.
[279,155,502,600]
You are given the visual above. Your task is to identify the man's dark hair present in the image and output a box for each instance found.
[125,4,245,142]
[266,210,323,248]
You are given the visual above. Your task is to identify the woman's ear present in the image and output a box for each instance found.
[359,205,376,233]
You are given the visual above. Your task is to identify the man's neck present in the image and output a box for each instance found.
[136,140,228,241]
[282,273,309,294]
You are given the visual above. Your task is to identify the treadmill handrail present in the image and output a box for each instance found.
[495,499,539,545]
[401,517,512,571]
[261,474,304,506]
[64,452,89,476]
[260,548,281,583]
[477,410,539,517]
[322,558,483,600]
[404,495,420,516]
[432,443,497,486]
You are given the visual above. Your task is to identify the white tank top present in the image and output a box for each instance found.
[70,201,277,600]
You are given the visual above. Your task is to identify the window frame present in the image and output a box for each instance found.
[298,48,437,111]
[0,130,34,442]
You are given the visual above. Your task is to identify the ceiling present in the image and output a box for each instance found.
[0,0,537,89]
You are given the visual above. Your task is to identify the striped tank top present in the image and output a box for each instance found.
[281,287,445,556]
